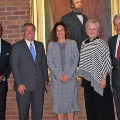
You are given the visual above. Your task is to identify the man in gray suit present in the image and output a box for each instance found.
[61,0,88,50]
[10,22,48,120]
[108,14,120,120]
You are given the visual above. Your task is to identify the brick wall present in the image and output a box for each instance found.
[0,0,117,120]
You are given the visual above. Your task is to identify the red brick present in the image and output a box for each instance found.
[7,16,19,20]
[6,7,19,11]
[20,15,30,19]
[14,29,22,33]
[8,34,20,38]
[0,16,6,20]
[7,25,20,29]
[13,11,26,15]
[0,2,13,6]
[17,20,24,24]
[6,0,19,1]
[20,6,30,10]
[0,7,5,11]
[13,2,28,6]
[2,35,7,38]
[0,11,12,16]
[4,30,14,34]
[0,0,6,2]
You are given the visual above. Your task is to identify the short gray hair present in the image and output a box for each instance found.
[22,22,36,32]
[113,14,120,24]
[85,19,100,31]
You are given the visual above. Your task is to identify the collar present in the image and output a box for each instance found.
[0,38,1,45]
[85,37,99,44]
[118,34,120,38]
[25,38,35,49]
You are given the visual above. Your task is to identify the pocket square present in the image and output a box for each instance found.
[6,53,10,55]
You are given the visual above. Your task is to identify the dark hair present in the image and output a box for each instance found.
[0,23,3,31]
[69,0,74,8]
[22,22,36,32]
[48,22,70,42]
[70,0,73,4]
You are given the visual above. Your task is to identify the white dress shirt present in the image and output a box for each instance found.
[115,34,120,58]
[25,39,36,55]
[77,15,83,24]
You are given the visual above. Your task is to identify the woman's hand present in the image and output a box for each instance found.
[60,75,69,83]
[100,78,106,89]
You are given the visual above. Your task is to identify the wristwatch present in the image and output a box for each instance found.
[2,75,6,81]
[102,75,106,80]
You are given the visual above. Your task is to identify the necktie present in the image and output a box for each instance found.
[30,43,36,62]
[117,41,120,60]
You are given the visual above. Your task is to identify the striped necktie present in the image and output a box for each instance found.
[30,43,36,62]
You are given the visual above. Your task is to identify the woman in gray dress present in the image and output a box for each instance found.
[47,22,79,120]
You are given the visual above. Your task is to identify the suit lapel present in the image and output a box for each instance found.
[71,11,84,27]
[0,39,6,68]
[65,39,69,62]
[112,35,117,60]
[55,42,62,71]
[21,39,35,63]
[73,14,82,27]
[82,15,87,26]
[72,11,85,30]
[64,40,69,71]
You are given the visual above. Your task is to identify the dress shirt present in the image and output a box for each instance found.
[77,15,83,24]
[115,34,120,58]
[25,39,36,55]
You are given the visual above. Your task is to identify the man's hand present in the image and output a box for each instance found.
[0,75,4,82]
[18,84,26,95]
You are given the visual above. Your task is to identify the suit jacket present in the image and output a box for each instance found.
[10,39,48,91]
[61,11,88,50]
[47,39,79,81]
[108,34,120,87]
[0,38,11,92]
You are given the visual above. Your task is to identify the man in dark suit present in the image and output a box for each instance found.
[10,22,48,120]
[108,14,120,120]
[61,0,88,50]
[0,23,11,120]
